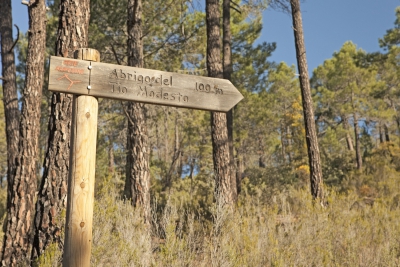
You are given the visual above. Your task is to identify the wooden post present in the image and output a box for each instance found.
[63,48,100,267]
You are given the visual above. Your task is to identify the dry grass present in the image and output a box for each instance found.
[2,177,400,266]
[86,186,400,266]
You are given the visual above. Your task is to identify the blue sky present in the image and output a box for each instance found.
[261,0,399,73]
[7,1,400,75]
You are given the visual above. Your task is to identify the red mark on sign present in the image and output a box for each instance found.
[55,66,85,74]
[63,60,78,66]
[57,74,82,90]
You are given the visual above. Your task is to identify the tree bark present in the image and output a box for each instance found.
[223,0,238,200]
[164,119,181,190]
[290,0,324,203]
[164,107,169,164]
[353,113,363,170]
[384,123,390,142]
[235,145,242,194]
[108,135,115,174]
[31,0,90,260]
[396,116,400,147]
[1,0,46,265]
[343,116,354,151]
[176,116,183,179]
[125,0,151,223]
[379,124,384,144]
[0,0,20,227]
[280,122,286,164]
[286,125,293,164]
[207,0,236,206]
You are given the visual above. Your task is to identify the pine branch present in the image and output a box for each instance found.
[230,0,240,8]
[230,5,241,14]
[8,24,20,53]
[110,43,122,65]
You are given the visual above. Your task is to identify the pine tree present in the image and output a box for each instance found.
[312,42,379,172]
[268,63,307,168]
[223,0,238,200]
[0,0,20,224]
[379,7,400,50]
[1,0,47,265]
[375,8,400,144]
[206,0,236,206]
[32,0,91,260]
[290,0,324,203]
[89,0,204,194]
[0,89,6,184]
[124,0,151,222]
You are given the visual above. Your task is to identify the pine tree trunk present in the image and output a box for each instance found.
[396,116,400,146]
[353,113,363,170]
[164,107,169,164]
[177,116,183,179]
[235,144,243,194]
[164,119,181,190]
[384,123,390,142]
[379,124,384,144]
[174,118,180,168]
[286,125,293,164]
[31,0,90,260]
[125,0,151,222]
[223,0,238,201]
[290,0,324,203]
[206,0,236,206]
[1,0,46,265]
[280,122,286,164]
[0,0,20,224]
[108,135,115,174]
[343,116,354,151]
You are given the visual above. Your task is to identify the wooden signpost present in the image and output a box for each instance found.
[61,49,100,267]
[49,56,243,112]
[48,48,243,267]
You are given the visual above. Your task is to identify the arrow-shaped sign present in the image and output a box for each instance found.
[48,56,243,112]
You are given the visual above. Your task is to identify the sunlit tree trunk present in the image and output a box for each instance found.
[353,113,363,170]
[384,123,390,142]
[207,0,236,206]
[176,116,183,179]
[0,0,20,225]
[343,116,354,151]
[32,0,90,260]
[290,0,324,203]
[108,135,115,174]
[1,0,46,265]
[125,0,151,223]
[379,124,384,144]
[280,122,287,163]
[223,0,238,199]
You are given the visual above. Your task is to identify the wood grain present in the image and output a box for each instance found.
[48,56,90,93]
[48,56,244,112]
[63,49,99,267]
